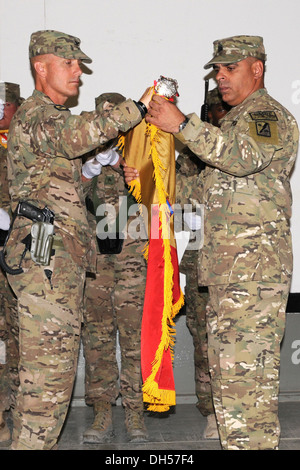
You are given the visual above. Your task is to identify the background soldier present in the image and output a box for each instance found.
[0,82,23,446]
[175,88,230,439]
[4,30,151,450]
[146,35,299,450]
[82,100,148,442]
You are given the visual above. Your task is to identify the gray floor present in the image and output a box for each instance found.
[1,401,299,452]
[54,401,300,451]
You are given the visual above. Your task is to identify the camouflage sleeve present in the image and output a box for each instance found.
[34,99,141,159]
[0,148,10,211]
[95,92,127,114]
[81,175,94,198]
[175,147,205,205]
[175,111,282,177]
[176,150,202,178]
[176,154,198,205]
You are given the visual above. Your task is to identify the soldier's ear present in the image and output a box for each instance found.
[252,60,264,80]
[33,60,47,78]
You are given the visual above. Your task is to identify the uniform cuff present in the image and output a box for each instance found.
[175,113,205,144]
[110,99,142,133]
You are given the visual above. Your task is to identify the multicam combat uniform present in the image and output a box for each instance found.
[0,142,19,416]
[82,165,147,413]
[175,148,213,417]
[6,90,143,450]
[176,88,299,449]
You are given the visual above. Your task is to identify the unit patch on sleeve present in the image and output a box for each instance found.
[248,111,279,144]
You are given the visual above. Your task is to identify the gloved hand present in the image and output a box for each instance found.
[0,208,10,231]
[183,212,201,231]
[95,148,120,166]
[0,99,5,120]
[82,159,102,179]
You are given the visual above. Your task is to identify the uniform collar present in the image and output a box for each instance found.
[220,88,268,123]
[33,89,56,105]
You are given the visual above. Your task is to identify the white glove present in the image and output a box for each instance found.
[0,99,4,120]
[82,159,102,179]
[0,208,10,231]
[95,148,120,166]
[183,212,201,231]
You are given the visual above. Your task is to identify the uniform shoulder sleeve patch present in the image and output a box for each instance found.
[248,110,279,145]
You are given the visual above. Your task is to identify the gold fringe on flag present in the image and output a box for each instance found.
[119,79,184,410]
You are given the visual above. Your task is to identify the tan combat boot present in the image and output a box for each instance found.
[0,411,11,447]
[203,413,219,439]
[124,408,148,442]
[83,401,114,444]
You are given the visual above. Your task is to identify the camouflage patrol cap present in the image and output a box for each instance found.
[29,30,92,63]
[204,35,266,69]
[0,81,22,104]
[207,87,223,107]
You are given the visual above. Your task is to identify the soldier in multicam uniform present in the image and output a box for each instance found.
[175,88,230,440]
[147,35,299,450]
[4,30,151,450]
[81,103,148,441]
[0,83,23,446]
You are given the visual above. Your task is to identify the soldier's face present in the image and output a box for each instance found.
[208,102,231,127]
[0,102,18,130]
[214,58,263,106]
[42,55,83,104]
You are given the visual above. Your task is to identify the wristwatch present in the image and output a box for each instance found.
[178,116,189,132]
[134,100,148,119]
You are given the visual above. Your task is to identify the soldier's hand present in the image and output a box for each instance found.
[0,208,10,231]
[95,148,120,166]
[139,87,153,110]
[123,163,139,184]
[146,95,185,133]
[82,158,102,179]
[116,156,125,168]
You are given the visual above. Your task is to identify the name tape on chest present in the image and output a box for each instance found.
[248,111,279,145]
